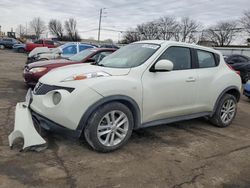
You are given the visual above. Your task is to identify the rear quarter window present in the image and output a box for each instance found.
[197,50,217,68]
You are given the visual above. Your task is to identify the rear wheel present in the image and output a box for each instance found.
[84,102,134,152]
[210,94,237,127]
[241,72,250,83]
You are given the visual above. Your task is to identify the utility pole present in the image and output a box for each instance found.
[97,8,103,43]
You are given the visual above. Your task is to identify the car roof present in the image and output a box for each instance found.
[228,54,250,58]
[134,40,219,54]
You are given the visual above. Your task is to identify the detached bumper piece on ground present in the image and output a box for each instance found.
[8,102,47,151]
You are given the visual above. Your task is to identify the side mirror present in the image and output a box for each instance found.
[150,60,174,72]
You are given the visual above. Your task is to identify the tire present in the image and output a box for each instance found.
[84,102,134,152]
[242,72,250,84]
[17,48,25,53]
[210,94,237,128]
[0,45,5,49]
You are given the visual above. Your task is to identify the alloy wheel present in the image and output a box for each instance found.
[97,110,129,147]
[220,99,236,124]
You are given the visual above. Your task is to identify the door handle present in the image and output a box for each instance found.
[186,77,196,82]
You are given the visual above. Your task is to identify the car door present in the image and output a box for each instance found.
[194,49,220,111]
[141,46,198,123]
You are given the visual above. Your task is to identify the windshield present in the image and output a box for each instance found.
[99,43,160,68]
[69,48,96,62]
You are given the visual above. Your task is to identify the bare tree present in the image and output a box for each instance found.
[16,24,26,38]
[175,17,201,42]
[64,18,80,41]
[158,16,179,40]
[121,30,139,44]
[241,10,250,35]
[122,16,201,44]
[204,21,238,46]
[136,21,160,40]
[48,19,64,40]
[29,17,46,39]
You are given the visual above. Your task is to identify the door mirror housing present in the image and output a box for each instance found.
[150,60,174,72]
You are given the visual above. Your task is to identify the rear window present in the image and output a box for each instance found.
[45,40,54,45]
[34,40,43,44]
[3,39,12,42]
[197,50,216,68]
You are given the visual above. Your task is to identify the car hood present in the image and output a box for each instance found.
[28,59,72,68]
[39,64,131,85]
[28,47,50,57]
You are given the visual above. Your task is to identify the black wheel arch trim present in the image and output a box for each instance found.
[212,86,241,116]
[76,95,141,135]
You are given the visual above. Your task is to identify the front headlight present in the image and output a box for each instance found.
[29,67,47,73]
[62,71,111,82]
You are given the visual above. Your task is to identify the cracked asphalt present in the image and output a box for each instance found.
[0,49,250,188]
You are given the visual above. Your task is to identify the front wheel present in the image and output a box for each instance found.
[210,94,237,127]
[18,48,25,53]
[0,45,5,49]
[84,102,134,152]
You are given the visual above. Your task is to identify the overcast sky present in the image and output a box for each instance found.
[0,0,249,41]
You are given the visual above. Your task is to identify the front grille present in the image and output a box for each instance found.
[33,82,74,95]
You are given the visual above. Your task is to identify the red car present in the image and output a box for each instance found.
[23,48,116,87]
[25,39,56,52]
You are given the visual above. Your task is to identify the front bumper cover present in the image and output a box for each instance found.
[8,102,46,150]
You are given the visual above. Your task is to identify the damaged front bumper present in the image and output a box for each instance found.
[8,89,46,151]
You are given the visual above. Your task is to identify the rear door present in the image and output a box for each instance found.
[194,49,220,111]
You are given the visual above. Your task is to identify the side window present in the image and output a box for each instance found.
[197,50,216,68]
[34,40,43,44]
[158,46,191,70]
[79,45,93,52]
[45,40,54,45]
[62,45,77,54]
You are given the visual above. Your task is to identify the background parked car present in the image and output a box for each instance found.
[224,54,250,83]
[243,81,250,99]
[23,48,116,87]
[27,42,95,64]
[13,43,26,53]
[99,44,119,49]
[25,39,56,52]
[0,38,21,49]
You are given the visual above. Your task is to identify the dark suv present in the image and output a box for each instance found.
[225,54,250,83]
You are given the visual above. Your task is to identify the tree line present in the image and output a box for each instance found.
[121,10,250,46]
[16,17,81,41]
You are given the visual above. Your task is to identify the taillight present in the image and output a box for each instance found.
[226,64,241,75]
